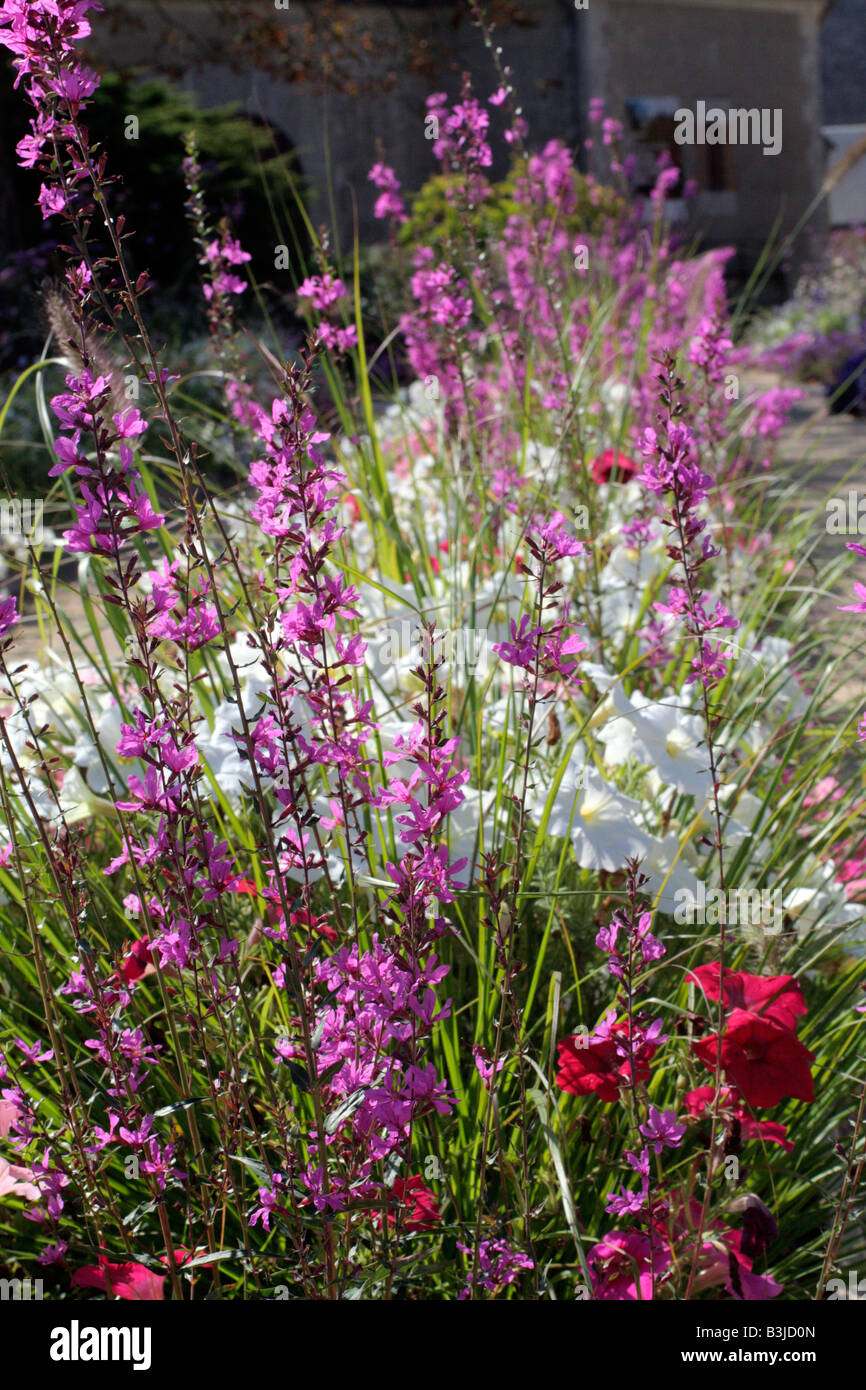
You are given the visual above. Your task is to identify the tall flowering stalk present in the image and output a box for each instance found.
[558,864,676,1298]
[637,353,742,1293]
[465,514,586,1292]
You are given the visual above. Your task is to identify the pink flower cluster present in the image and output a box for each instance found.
[368,161,407,224]
[48,366,163,554]
[296,272,357,354]
[0,0,103,218]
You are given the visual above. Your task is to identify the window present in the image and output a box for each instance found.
[625,96,684,197]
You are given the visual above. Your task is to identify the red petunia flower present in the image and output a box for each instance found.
[377,1175,441,1233]
[589,1229,672,1300]
[688,963,807,1031]
[590,450,639,485]
[228,876,259,898]
[692,1009,815,1109]
[557,1023,657,1104]
[119,937,155,985]
[692,1226,783,1301]
[159,1246,213,1272]
[683,1086,794,1152]
[72,1257,165,1301]
[289,908,338,944]
[668,1196,783,1300]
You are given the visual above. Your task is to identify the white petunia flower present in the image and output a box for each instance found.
[444,786,502,884]
[599,693,711,799]
[536,756,652,872]
[71,695,124,796]
[783,858,866,947]
[196,700,257,806]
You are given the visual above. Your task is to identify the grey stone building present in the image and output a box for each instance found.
[73,1,851,262]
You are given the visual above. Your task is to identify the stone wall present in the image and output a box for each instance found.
[81,1,583,245]
[77,0,828,261]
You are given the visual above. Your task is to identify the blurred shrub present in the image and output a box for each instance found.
[399,166,626,256]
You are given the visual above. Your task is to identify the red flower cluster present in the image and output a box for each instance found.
[119,937,155,985]
[556,1022,657,1104]
[689,964,814,1109]
[72,1257,165,1301]
[375,1175,441,1233]
[683,1086,794,1152]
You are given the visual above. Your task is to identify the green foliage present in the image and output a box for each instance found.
[399,165,626,258]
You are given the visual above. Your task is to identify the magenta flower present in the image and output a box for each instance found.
[368,162,407,222]
[36,182,66,218]
[472,1044,506,1089]
[0,593,19,639]
[639,1106,686,1153]
[297,272,348,312]
[115,766,185,814]
[838,581,866,614]
[13,1038,53,1066]
[457,1237,535,1298]
[492,614,542,669]
[589,1230,671,1301]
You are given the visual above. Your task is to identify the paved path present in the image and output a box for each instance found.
[746,371,866,710]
